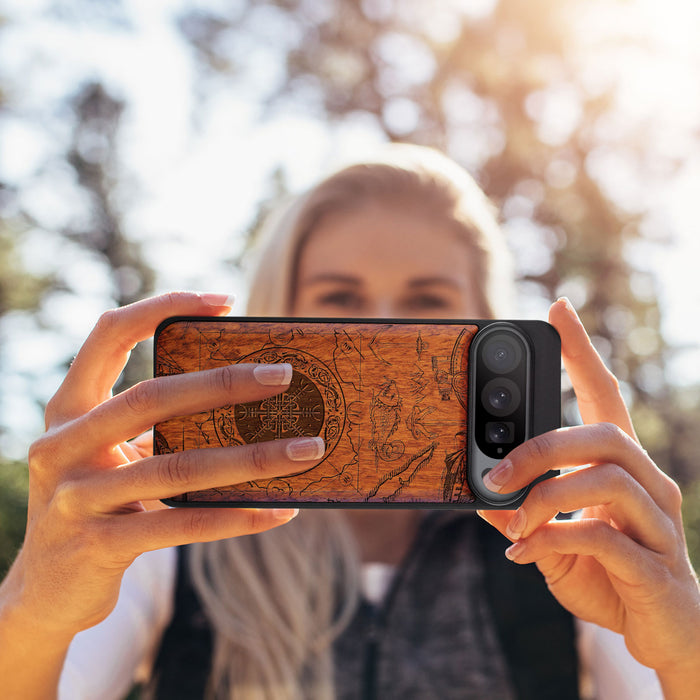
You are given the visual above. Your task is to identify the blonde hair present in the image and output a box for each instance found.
[189,512,359,700]
[188,144,514,699]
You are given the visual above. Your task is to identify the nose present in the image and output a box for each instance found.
[365,300,397,318]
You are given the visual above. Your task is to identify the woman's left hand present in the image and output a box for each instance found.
[478,298,700,696]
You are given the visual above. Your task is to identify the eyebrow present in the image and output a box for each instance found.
[301,274,462,289]
[407,277,462,290]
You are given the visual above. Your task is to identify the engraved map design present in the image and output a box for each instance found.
[154,320,478,504]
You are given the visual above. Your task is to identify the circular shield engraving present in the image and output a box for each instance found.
[235,372,325,441]
[213,348,345,464]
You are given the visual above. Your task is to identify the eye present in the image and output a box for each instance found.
[315,290,366,311]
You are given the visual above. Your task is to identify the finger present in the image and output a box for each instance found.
[87,436,325,507]
[483,423,681,514]
[476,509,516,540]
[68,362,293,455]
[127,431,153,459]
[503,517,662,588]
[47,292,234,424]
[504,464,675,554]
[119,431,153,461]
[109,506,300,557]
[548,298,636,439]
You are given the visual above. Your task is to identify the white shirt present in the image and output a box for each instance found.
[59,548,663,700]
[59,548,176,700]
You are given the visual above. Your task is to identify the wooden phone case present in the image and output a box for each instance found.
[153,317,559,508]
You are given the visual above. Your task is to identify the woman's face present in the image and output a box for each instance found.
[292,202,484,319]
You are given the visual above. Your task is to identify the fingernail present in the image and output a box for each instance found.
[506,509,527,540]
[254,363,293,386]
[505,541,527,561]
[557,296,578,319]
[286,436,325,461]
[483,460,512,493]
[273,508,299,521]
[199,293,236,308]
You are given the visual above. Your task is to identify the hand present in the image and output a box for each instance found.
[478,298,700,692]
[4,292,324,641]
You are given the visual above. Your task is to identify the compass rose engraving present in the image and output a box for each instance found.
[235,372,325,441]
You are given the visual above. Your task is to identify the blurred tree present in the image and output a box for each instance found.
[0,194,46,578]
[0,11,44,573]
[61,80,156,391]
[0,199,54,317]
[0,81,156,413]
[0,20,155,569]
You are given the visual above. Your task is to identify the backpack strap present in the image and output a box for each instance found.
[477,516,580,700]
[147,546,212,699]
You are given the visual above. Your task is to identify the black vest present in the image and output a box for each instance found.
[148,514,579,699]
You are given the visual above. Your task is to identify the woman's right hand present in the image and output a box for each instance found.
[1,292,323,642]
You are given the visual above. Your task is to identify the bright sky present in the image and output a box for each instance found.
[1,0,699,456]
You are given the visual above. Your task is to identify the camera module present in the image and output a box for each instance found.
[467,320,559,507]
[469,323,531,464]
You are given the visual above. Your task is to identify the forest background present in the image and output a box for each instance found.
[1,0,700,574]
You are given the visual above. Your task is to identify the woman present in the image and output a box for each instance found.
[0,145,697,699]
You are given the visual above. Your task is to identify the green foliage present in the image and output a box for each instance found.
[0,223,54,316]
[682,479,700,572]
[0,460,28,577]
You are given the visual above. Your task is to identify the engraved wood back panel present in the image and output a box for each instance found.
[154,319,479,505]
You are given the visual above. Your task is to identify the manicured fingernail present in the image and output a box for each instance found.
[254,363,293,386]
[483,460,512,493]
[199,293,236,308]
[506,509,527,540]
[505,541,527,561]
[273,508,299,521]
[557,296,578,319]
[286,436,325,461]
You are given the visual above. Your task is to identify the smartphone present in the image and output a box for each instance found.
[153,317,560,509]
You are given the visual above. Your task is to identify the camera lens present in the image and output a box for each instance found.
[482,334,522,374]
[486,421,514,444]
[489,386,511,411]
[481,378,521,417]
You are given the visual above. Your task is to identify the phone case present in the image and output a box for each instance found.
[153,317,560,508]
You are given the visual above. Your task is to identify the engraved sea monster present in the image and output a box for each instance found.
[369,379,405,463]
